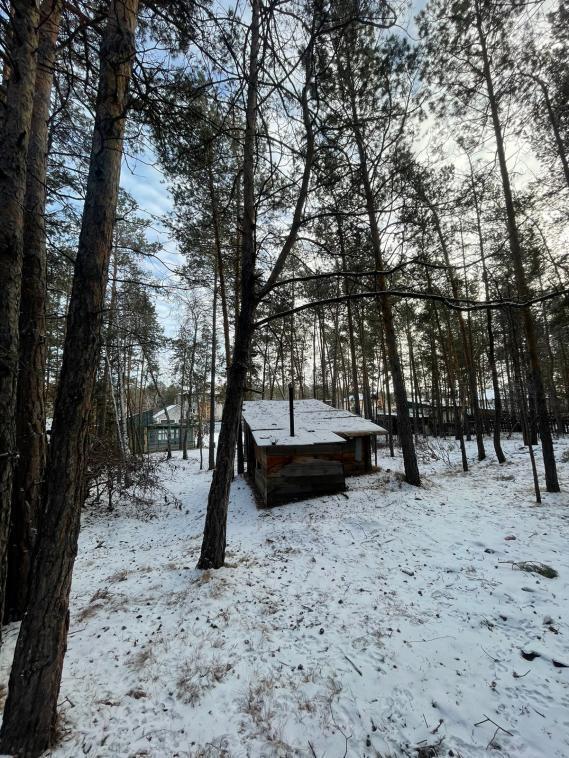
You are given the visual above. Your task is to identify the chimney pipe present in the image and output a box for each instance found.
[288,383,295,437]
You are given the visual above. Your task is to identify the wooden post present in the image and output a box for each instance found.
[237,418,244,474]
[374,435,378,467]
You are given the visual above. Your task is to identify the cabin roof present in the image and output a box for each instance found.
[242,399,387,447]
[153,403,182,423]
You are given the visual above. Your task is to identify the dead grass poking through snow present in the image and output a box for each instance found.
[240,675,301,753]
[127,646,156,671]
[176,655,233,706]
[241,676,275,724]
[191,740,232,758]
[76,587,113,622]
[106,569,128,583]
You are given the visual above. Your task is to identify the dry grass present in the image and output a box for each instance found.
[76,585,131,623]
[176,655,233,706]
[191,740,232,758]
[76,587,112,622]
[240,676,299,753]
[164,589,189,608]
[126,688,147,699]
[127,646,156,671]
[106,569,128,583]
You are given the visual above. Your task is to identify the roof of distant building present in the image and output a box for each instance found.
[242,399,387,447]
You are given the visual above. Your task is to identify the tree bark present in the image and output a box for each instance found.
[353,126,420,484]
[209,270,218,470]
[475,0,559,491]
[183,321,198,460]
[198,291,256,567]
[198,0,316,567]
[339,216,361,415]
[530,74,569,190]
[208,161,231,372]
[466,155,506,463]
[379,323,394,456]
[0,0,40,629]
[197,0,261,570]
[342,48,419,485]
[6,0,62,622]
[0,1,139,752]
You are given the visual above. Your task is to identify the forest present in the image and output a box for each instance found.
[0,0,568,755]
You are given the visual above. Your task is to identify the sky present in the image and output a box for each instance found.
[120,149,181,341]
[119,0,553,378]
[121,0,431,350]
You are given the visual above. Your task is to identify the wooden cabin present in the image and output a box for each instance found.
[128,409,196,454]
[242,399,387,506]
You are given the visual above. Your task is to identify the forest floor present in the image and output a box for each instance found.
[2,435,569,758]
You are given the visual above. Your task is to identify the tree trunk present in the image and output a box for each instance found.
[197,0,260,570]
[356,307,373,419]
[485,283,506,462]
[475,0,559,491]
[198,0,316,565]
[237,418,244,474]
[422,193,485,460]
[0,0,40,629]
[339,216,361,415]
[360,157,419,483]
[318,311,329,402]
[6,0,62,623]
[509,309,542,502]
[436,306,468,472]
[183,322,198,460]
[380,323,394,456]
[467,157,506,463]
[198,294,256,568]
[533,75,569,190]
[345,54,419,485]
[209,271,218,471]
[0,2,139,752]
[116,348,130,462]
[208,161,231,372]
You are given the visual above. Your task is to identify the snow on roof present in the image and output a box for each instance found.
[153,404,181,422]
[242,399,387,447]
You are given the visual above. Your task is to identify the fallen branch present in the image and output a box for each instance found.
[481,646,500,663]
[474,714,513,749]
[329,704,351,758]
[343,655,363,676]
[513,670,531,678]
[498,560,558,579]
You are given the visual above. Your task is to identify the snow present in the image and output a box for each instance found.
[253,429,347,446]
[2,436,569,757]
[153,404,183,423]
[243,399,387,447]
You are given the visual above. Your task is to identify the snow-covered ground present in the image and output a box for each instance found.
[2,436,569,757]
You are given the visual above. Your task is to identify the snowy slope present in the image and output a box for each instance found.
[1,436,568,757]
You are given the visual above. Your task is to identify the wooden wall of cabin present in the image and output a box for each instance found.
[242,421,375,506]
[261,438,372,505]
[263,442,346,505]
